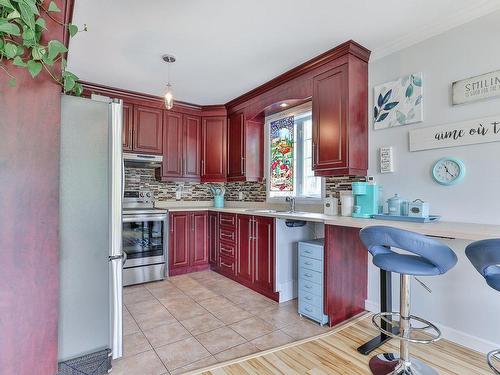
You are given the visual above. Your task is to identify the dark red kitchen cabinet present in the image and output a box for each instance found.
[191,212,208,265]
[162,111,183,178]
[253,216,275,293]
[183,115,201,179]
[202,116,227,182]
[227,113,263,182]
[169,212,190,270]
[133,105,163,154]
[236,215,253,283]
[227,112,245,179]
[122,102,133,151]
[208,212,219,266]
[312,59,368,176]
[169,211,209,276]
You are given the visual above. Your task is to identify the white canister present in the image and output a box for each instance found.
[324,195,338,216]
[340,191,354,217]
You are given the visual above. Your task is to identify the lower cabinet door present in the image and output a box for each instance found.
[236,215,253,283]
[208,212,218,266]
[169,212,190,270]
[191,212,208,266]
[253,216,275,292]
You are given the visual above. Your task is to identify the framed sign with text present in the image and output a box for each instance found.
[409,115,500,151]
[452,69,500,105]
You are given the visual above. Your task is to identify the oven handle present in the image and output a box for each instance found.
[123,214,167,222]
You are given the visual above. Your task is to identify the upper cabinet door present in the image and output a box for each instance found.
[133,105,163,154]
[183,115,201,179]
[201,116,227,182]
[162,111,183,178]
[227,112,245,180]
[244,119,263,181]
[312,64,348,173]
[122,102,133,151]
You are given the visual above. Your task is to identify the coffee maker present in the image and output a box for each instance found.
[351,181,379,218]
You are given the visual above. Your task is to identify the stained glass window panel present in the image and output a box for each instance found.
[270,116,295,192]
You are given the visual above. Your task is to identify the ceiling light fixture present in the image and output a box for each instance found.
[280,103,288,108]
[162,54,176,110]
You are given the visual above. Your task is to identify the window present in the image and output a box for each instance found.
[266,103,323,200]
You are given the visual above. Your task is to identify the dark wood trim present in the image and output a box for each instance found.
[62,0,75,50]
[225,40,370,109]
[169,264,210,277]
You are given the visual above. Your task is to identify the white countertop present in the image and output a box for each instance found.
[155,202,500,241]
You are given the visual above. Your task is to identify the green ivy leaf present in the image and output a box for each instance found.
[35,17,46,30]
[0,0,14,10]
[68,23,78,37]
[8,78,17,87]
[47,1,61,12]
[47,39,67,60]
[4,42,18,58]
[63,75,75,92]
[31,45,45,60]
[19,2,36,30]
[27,59,42,77]
[23,29,35,41]
[73,82,83,96]
[42,54,54,66]
[0,22,21,36]
[7,9,21,19]
[16,45,25,56]
[21,0,40,15]
[61,57,67,70]
[13,55,27,67]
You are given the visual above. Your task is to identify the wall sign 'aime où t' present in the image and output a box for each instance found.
[409,114,500,151]
[452,69,500,105]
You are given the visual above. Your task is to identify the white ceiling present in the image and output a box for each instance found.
[67,0,500,105]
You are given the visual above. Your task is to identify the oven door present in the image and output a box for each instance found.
[122,214,167,268]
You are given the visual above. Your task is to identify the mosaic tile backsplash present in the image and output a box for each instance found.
[125,167,365,202]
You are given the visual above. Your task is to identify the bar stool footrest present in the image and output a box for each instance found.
[487,349,500,375]
[372,312,441,344]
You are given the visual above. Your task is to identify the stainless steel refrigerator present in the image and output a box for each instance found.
[58,94,123,374]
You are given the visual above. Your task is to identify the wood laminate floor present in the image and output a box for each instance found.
[198,315,492,375]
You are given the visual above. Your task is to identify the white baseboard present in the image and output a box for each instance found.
[277,280,297,303]
[364,299,499,354]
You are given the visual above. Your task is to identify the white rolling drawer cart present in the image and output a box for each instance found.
[298,239,329,325]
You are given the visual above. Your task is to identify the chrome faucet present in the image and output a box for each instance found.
[285,196,296,213]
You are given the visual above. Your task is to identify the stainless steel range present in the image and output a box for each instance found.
[122,190,167,286]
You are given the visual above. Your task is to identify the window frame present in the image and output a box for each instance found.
[264,102,324,204]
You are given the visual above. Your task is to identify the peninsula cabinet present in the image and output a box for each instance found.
[169,211,209,276]
[121,102,163,155]
[160,112,201,181]
[312,56,368,176]
[227,113,263,182]
[201,116,227,182]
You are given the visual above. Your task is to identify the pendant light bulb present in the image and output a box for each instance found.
[164,83,174,110]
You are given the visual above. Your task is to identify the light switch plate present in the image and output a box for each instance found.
[238,191,244,200]
[380,146,394,173]
[175,190,182,200]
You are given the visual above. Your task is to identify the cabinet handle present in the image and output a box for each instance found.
[241,156,245,175]
[305,261,312,265]
[312,143,317,166]
[305,273,312,278]
[304,250,312,254]
[305,296,312,300]
[201,159,205,175]
[220,261,232,268]
[305,285,312,289]
[183,159,186,174]
[220,232,233,238]
[305,307,312,312]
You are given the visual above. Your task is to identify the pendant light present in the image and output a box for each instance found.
[162,54,176,110]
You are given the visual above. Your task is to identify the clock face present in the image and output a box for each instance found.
[432,158,466,185]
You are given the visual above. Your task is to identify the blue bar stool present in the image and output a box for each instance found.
[466,239,500,374]
[360,226,458,375]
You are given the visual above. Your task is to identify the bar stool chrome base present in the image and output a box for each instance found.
[369,353,439,375]
[487,349,500,375]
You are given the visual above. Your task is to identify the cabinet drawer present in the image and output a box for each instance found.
[299,244,323,261]
[298,300,324,321]
[299,256,323,273]
[299,268,323,285]
[219,213,236,228]
[219,228,236,243]
[299,290,323,306]
[299,279,323,297]
[219,255,235,276]
[219,242,235,258]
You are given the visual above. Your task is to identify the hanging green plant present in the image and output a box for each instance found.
[0,0,84,95]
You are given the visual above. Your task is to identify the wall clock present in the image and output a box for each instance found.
[432,157,466,186]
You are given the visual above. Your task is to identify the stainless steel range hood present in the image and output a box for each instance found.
[123,153,163,168]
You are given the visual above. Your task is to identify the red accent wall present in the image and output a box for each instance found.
[0,1,70,374]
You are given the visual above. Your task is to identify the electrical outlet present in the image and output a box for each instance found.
[380,146,394,173]
[176,190,182,200]
[238,191,244,200]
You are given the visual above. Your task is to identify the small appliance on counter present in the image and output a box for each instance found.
[340,191,354,217]
[324,195,338,216]
[210,185,226,208]
[351,181,379,218]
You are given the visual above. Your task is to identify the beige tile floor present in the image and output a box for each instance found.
[113,269,332,375]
